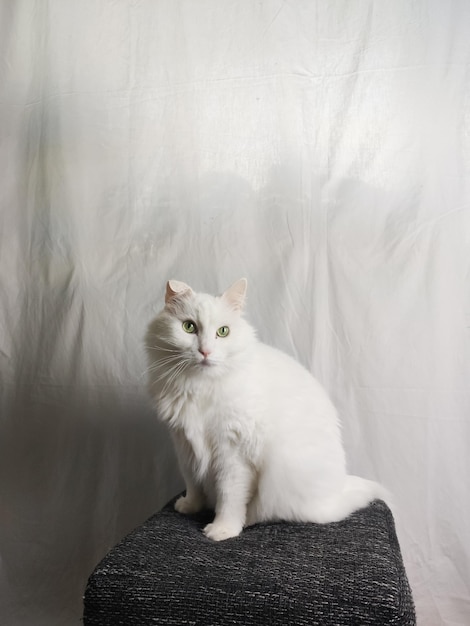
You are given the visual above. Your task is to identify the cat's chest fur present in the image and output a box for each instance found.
[165,380,261,481]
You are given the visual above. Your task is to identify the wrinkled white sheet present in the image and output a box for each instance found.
[1,1,469,624]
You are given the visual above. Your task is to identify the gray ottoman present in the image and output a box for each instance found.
[83,496,415,625]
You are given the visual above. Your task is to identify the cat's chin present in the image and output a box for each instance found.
[194,358,225,375]
[198,359,215,368]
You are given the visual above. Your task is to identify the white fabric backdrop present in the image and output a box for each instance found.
[1,1,469,624]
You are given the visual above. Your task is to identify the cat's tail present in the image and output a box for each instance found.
[313,475,392,524]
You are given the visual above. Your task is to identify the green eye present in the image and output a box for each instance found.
[182,320,197,334]
[216,326,230,338]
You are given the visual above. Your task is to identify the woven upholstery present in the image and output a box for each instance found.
[83,496,415,625]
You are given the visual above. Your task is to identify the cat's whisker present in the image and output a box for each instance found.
[160,359,191,395]
[162,367,185,392]
[140,355,183,379]
[152,356,182,368]
[147,345,180,354]
[151,354,191,383]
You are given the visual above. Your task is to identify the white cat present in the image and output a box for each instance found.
[146,278,387,541]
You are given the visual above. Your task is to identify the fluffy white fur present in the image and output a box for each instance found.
[146,278,387,541]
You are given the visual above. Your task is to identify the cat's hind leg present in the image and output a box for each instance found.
[174,485,206,515]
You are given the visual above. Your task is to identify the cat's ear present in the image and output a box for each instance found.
[165,280,193,306]
[222,278,247,312]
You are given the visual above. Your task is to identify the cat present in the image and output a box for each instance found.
[145,278,388,541]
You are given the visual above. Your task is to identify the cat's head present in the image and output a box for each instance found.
[146,279,256,383]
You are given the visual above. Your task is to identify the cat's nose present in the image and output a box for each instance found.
[198,348,211,359]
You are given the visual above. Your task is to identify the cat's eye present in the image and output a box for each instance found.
[216,326,230,338]
[182,320,197,334]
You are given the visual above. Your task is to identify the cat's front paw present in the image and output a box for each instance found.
[203,521,242,541]
[174,494,204,515]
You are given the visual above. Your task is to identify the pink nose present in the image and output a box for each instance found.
[198,348,211,359]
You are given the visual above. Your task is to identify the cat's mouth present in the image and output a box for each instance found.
[196,354,218,369]
[198,359,214,367]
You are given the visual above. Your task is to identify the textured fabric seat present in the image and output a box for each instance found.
[83,496,415,626]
